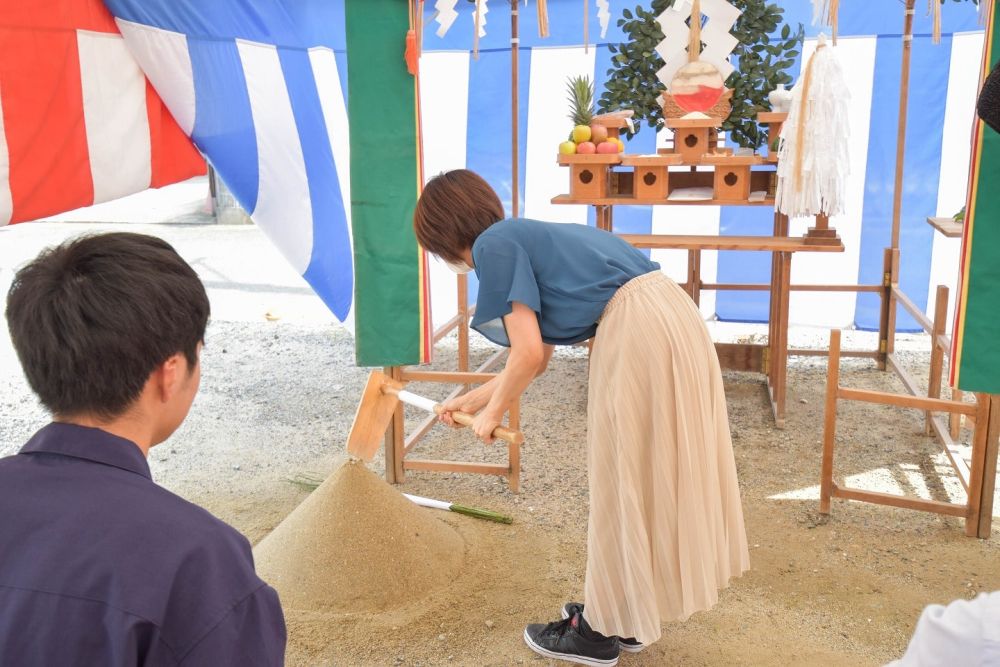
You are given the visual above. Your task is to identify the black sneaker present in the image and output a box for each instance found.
[561,602,646,654]
[523,613,620,666]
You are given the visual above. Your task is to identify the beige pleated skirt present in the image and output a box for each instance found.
[584,271,750,646]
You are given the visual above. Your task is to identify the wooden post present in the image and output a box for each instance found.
[820,329,842,514]
[383,365,406,484]
[686,249,702,306]
[508,399,521,493]
[511,0,520,218]
[767,214,779,382]
[965,394,992,537]
[927,285,948,434]
[458,273,470,374]
[887,249,900,359]
[951,388,964,439]
[877,248,892,370]
[976,396,1000,537]
[767,213,791,427]
[775,251,791,426]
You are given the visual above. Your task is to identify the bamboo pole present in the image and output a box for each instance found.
[689,0,702,62]
[890,0,915,252]
[511,0,520,217]
[878,1,915,371]
[473,0,482,60]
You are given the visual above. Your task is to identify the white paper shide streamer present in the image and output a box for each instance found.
[472,0,489,38]
[596,0,611,38]
[655,0,740,88]
[434,0,460,37]
[776,35,850,218]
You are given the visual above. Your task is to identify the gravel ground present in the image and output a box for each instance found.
[2,221,998,666]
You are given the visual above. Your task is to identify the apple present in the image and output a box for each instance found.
[596,141,619,154]
[614,138,625,153]
[590,124,609,144]
[577,141,597,154]
[572,125,592,143]
[559,141,577,155]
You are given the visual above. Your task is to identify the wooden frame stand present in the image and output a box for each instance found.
[820,329,1000,538]
[382,274,523,492]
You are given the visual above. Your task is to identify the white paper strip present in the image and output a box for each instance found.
[655,4,690,88]
[434,0,460,38]
[699,0,740,80]
[472,0,489,38]
[656,0,740,87]
[596,0,611,38]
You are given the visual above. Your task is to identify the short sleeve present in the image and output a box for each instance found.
[470,234,541,346]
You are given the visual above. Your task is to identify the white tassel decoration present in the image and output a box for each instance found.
[776,34,851,218]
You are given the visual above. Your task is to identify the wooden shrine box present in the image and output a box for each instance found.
[621,154,683,200]
[702,154,763,202]
[756,111,788,163]
[558,154,622,199]
[665,117,718,163]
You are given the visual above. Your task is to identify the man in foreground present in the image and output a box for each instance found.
[0,232,286,665]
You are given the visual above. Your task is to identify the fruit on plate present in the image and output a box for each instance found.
[576,141,597,154]
[596,141,619,154]
[572,125,592,143]
[589,124,609,143]
[614,137,625,152]
[559,141,578,155]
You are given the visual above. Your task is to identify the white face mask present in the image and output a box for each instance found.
[444,258,473,274]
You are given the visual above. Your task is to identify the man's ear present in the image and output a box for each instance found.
[155,354,184,403]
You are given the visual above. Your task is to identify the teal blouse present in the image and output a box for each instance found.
[470,219,659,347]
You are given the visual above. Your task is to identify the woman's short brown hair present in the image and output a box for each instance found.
[413,170,504,262]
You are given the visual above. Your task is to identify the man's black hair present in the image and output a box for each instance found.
[5,232,210,419]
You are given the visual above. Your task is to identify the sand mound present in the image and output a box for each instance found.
[254,460,465,613]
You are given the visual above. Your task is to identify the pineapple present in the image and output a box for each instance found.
[566,75,594,127]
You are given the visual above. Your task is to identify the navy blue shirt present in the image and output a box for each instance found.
[0,423,286,666]
[470,219,660,346]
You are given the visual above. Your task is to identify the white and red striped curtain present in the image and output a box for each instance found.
[0,0,204,226]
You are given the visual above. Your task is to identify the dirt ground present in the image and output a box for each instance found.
[247,341,1000,667]
[3,222,998,666]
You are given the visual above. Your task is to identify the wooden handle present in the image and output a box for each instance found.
[382,383,525,445]
[436,406,525,446]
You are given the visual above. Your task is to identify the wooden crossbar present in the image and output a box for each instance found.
[704,282,883,293]
[403,459,510,476]
[837,387,978,415]
[892,285,934,335]
[829,484,968,517]
[618,234,843,253]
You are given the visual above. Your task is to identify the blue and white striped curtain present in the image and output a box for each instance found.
[421,0,983,334]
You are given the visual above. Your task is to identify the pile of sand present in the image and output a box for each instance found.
[254,459,465,613]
